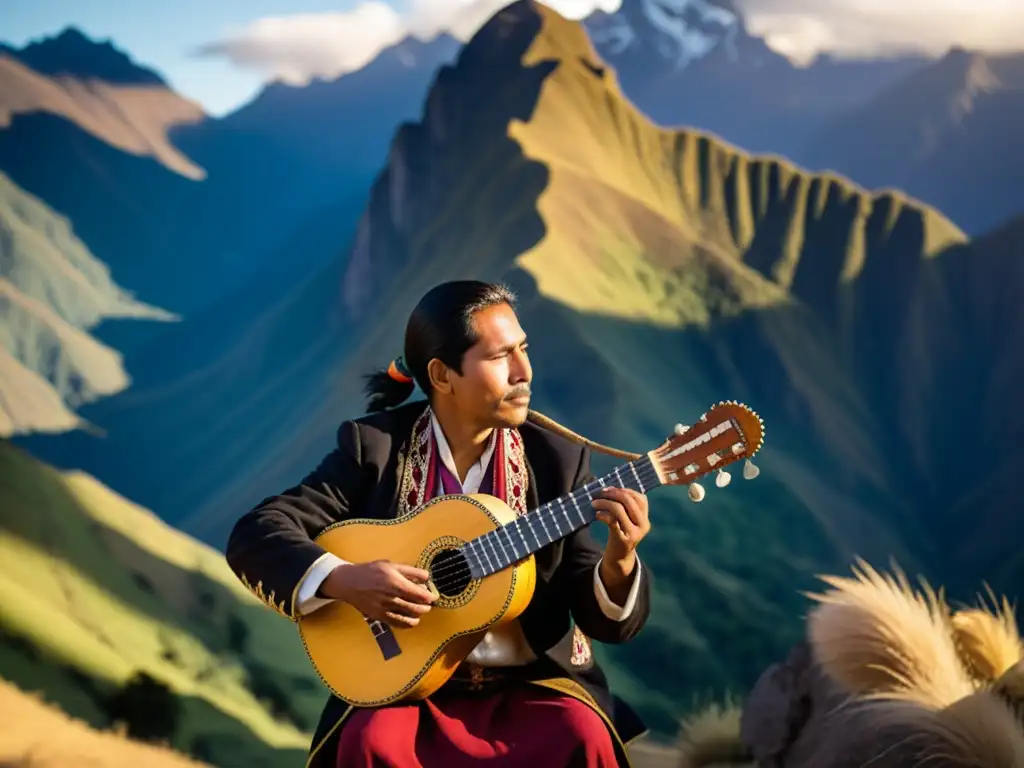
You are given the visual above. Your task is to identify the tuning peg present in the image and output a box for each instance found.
[688,482,705,502]
[743,459,760,480]
[715,468,731,488]
[674,423,689,435]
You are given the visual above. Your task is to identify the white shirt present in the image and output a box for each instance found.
[294,412,643,666]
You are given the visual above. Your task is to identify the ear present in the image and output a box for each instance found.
[426,358,452,395]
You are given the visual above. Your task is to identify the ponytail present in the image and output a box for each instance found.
[363,357,416,413]
[364,281,518,413]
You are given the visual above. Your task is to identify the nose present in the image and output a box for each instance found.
[509,347,531,385]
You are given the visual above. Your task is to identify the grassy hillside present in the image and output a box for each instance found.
[12,0,1021,742]
[0,441,320,767]
[0,170,175,437]
[0,677,206,767]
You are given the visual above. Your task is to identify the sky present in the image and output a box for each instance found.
[2,0,1018,117]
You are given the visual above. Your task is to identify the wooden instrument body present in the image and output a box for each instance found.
[297,493,536,708]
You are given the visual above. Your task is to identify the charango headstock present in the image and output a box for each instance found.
[650,401,765,502]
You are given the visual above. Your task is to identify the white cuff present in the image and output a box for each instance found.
[593,557,642,621]
[295,552,349,616]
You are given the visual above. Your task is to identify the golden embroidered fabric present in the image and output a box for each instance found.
[240,572,292,619]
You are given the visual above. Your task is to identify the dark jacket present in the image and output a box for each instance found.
[225,400,652,766]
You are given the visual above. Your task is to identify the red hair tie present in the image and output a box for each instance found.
[387,358,413,384]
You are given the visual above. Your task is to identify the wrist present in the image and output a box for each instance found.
[318,563,351,600]
[599,551,636,586]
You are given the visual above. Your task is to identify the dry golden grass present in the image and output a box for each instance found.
[952,590,1024,683]
[0,677,209,768]
[805,558,976,709]
[0,56,205,179]
[805,560,1024,767]
[675,698,753,768]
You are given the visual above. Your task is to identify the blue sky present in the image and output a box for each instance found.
[3,0,1017,118]
[2,0,367,116]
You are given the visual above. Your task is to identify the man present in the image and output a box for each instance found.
[226,280,654,767]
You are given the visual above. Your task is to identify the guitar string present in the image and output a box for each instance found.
[429,462,662,593]
[429,461,663,594]
[424,461,658,587]
[427,419,740,586]
[428,431,744,590]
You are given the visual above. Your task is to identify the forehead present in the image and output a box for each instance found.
[469,304,525,349]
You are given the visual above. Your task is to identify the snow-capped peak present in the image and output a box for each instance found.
[589,0,741,70]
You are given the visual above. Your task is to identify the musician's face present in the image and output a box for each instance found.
[453,303,532,428]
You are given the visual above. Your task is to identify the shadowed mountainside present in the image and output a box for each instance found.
[801,49,1024,235]
[0,30,459,319]
[19,0,1023,738]
[0,171,175,436]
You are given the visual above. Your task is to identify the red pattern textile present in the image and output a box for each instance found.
[336,686,619,767]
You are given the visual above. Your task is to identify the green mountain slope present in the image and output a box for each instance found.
[0,171,174,437]
[0,441,319,767]
[17,0,1022,740]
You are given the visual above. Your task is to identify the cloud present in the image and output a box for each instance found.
[195,0,621,85]
[193,3,405,84]
[196,0,1020,85]
[734,0,1022,64]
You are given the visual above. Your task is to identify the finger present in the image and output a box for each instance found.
[622,495,647,528]
[389,597,432,618]
[601,488,647,527]
[384,611,420,628]
[592,502,635,538]
[392,563,431,583]
[392,579,437,604]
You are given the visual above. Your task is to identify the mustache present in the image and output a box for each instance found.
[504,385,531,400]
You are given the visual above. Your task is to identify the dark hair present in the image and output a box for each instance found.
[363,280,517,413]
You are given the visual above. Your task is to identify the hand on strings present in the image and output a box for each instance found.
[321,560,437,628]
[592,487,650,586]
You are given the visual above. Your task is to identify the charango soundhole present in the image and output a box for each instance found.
[415,535,481,609]
[430,548,472,597]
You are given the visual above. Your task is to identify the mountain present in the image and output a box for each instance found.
[0,171,174,437]
[21,0,1024,739]
[0,441,317,767]
[0,28,460,319]
[0,29,205,179]
[1,26,166,85]
[800,48,1024,235]
[583,0,928,159]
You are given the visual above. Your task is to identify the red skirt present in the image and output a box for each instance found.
[336,685,620,767]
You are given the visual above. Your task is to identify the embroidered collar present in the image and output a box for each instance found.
[396,405,528,517]
[429,411,496,494]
